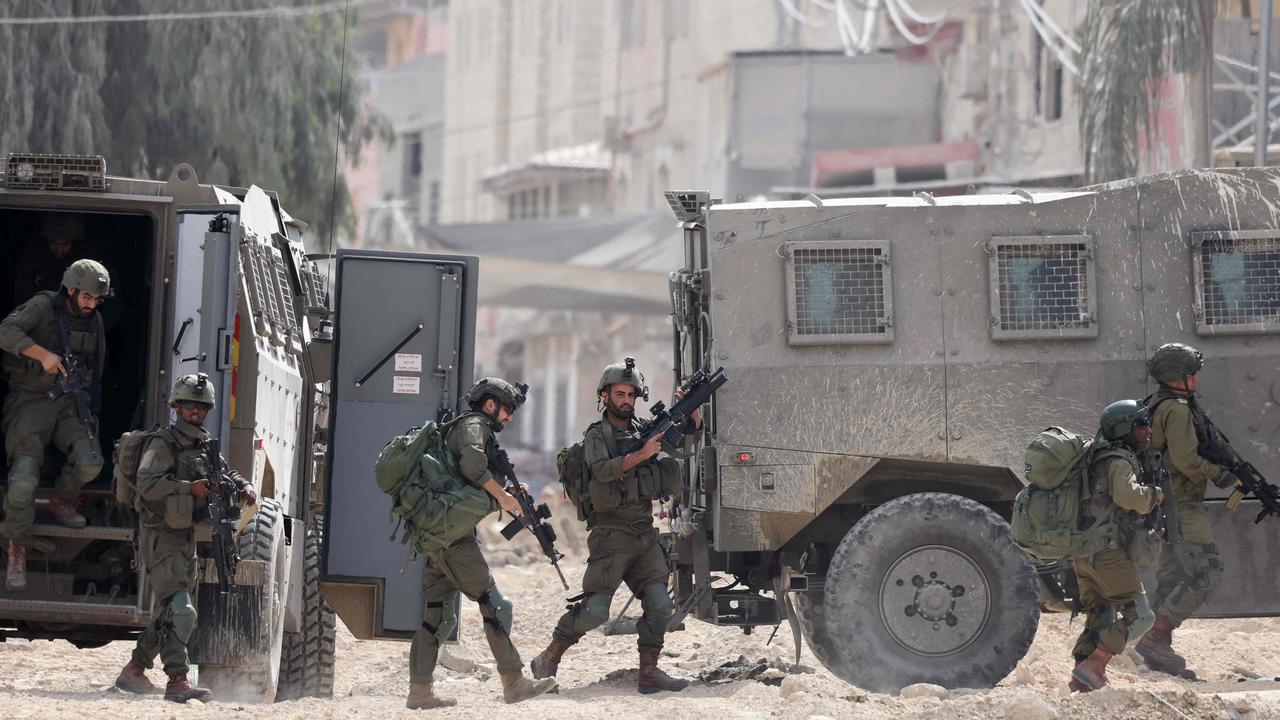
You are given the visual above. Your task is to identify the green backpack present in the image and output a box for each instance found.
[1010,427,1124,563]
[375,415,498,555]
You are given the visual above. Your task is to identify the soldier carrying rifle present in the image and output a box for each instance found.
[114,373,257,703]
[0,259,112,589]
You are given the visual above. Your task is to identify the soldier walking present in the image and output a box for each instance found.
[1136,343,1246,677]
[0,259,111,589]
[531,359,696,693]
[114,373,257,703]
[406,378,557,709]
[1068,400,1162,691]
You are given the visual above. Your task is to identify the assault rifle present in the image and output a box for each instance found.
[203,437,242,593]
[624,367,728,454]
[1141,449,1180,544]
[1197,420,1280,524]
[46,355,98,460]
[490,448,569,589]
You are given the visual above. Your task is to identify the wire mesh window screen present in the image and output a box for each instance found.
[785,241,892,345]
[1193,231,1280,333]
[989,237,1096,339]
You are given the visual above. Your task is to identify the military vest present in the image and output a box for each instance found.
[138,425,211,529]
[2,291,103,393]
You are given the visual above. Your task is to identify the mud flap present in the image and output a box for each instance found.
[189,584,264,665]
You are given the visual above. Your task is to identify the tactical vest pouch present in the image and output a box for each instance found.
[404,481,496,554]
[636,463,661,499]
[557,442,592,521]
[657,456,681,498]
[164,493,195,530]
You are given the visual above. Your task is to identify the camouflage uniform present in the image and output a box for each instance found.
[405,376,555,709]
[130,419,249,678]
[549,414,687,650]
[0,289,105,546]
[409,412,522,684]
[1071,456,1160,660]
[1145,388,1231,626]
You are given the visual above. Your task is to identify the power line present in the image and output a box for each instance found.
[0,0,370,25]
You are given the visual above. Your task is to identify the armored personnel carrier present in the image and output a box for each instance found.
[662,168,1280,692]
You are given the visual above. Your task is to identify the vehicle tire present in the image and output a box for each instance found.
[199,497,288,703]
[276,520,336,700]
[808,492,1039,693]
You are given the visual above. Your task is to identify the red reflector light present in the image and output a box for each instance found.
[736,452,753,463]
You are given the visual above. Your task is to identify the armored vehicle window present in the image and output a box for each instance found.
[1192,230,1280,335]
[987,235,1097,340]
[783,240,893,346]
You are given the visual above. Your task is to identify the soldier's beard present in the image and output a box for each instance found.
[605,399,634,421]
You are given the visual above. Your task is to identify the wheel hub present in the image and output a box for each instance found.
[880,544,990,657]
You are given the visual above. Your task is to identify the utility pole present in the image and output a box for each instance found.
[1256,0,1274,167]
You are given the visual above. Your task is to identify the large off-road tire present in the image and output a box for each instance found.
[276,520,336,700]
[802,492,1039,693]
[199,497,288,703]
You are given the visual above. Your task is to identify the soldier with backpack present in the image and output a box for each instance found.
[530,358,697,694]
[1136,343,1248,677]
[402,377,558,710]
[1010,400,1164,691]
[1067,400,1163,692]
[113,373,257,703]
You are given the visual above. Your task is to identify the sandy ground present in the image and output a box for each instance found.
[3,534,1280,720]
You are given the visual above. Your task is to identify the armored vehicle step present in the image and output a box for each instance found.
[29,523,133,542]
[0,597,149,627]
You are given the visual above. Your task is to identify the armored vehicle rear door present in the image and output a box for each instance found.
[1137,168,1280,617]
[320,248,477,639]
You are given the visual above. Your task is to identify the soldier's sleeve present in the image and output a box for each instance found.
[449,419,492,488]
[0,294,49,357]
[1157,401,1225,485]
[584,424,625,484]
[136,437,188,500]
[1108,457,1158,515]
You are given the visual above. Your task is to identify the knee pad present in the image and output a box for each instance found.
[641,582,674,620]
[478,585,513,634]
[169,591,197,644]
[68,441,105,482]
[578,592,613,627]
[4,458,40,509]
[1128,594,1156,640]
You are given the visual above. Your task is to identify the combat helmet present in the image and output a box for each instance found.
[464,377,529,411]
[62,259,111,296]
[1146,343,1203,384]
[597,357,649,400]
[1099,399,1149,441]
[170,373,216,408]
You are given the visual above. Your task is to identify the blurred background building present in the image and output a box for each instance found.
[343,0,1278,458]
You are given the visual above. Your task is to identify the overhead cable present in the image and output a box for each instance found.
[1017,0,1079,74]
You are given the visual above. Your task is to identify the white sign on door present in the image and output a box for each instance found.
[395,353,423,372]
[392,375,421,395]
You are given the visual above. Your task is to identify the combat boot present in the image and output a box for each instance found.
[1136,617,1188,675]
[6,541,26,590]
[114,659,161,695]
[164,674,213,704]
[1070,647,1113,691]
[530,638,573,679]
[500,670,557,704]
[406,682,457,709]
[638,648,689,694]
[49,496,87,529]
